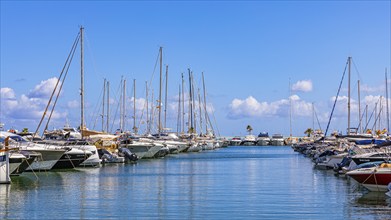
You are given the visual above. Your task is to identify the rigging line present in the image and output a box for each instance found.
[313,106,322,131]
[203,103,215,135]
[147,49,161,94]
[84,31,105,80]
[351,58,374,101]
[139,49,161,132]
[34,32,81,136]
[363,97,380,131]
[211,107,220,137]
[351,58,363,82]
[356,105,367,132]
[90,79,105,130]
[109,79,123,133]
[44,36,80,133]
[324,59,349,140]
[129,79,141,132]
[371,98,383,131]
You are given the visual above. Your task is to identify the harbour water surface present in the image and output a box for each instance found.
[1,146,390,219]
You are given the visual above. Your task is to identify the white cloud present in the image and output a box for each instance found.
[227,95,313,119]
[128,97,147,111]
[1,78,68,124]
[1,87,18,112]
[1,87,16,99]
[292,80,313,92]
[67,100,79,108]
[28,77,60,98]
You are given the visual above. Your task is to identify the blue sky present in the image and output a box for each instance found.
[1,1,390,137]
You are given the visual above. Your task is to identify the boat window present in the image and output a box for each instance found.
[10,135,28,142]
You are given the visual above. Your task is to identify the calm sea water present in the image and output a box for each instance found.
[1,146,390,219]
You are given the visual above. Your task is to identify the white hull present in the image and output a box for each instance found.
[177,143,190,153]
[315,154,345,169]
[187,143,202,152]
[25,148,65,171]
[124,142,163,159]
[158,140,189,153]
[230,141,242,146]
[271,139,285,146]
[0,150,11,184]
[257,139,270,146]
[72,144,101,167]
[9,161,22,174]
[79,153,101,167]
[199,142,215,150]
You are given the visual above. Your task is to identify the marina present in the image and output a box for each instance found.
[1,146,390,219]
[1,1,390,219]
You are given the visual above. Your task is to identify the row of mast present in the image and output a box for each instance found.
[346,57,389,135]
[92,45,212,136]
[44,27,390,138]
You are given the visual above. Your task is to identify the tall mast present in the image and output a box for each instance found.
[191,72,196,133]
[358,80,361,133]
[102,78,106,132]
[347,57,351,135]
[80,26,85,135]
[158,47,163,135]
[365,104,368,131]
[107,81,110,133]
[188,69,193,133]
[145,81,149,134]
[198,88,202,135]
[133,79,137,134]
[312,102,315,131]
[123,78,126,132]
[289,78,292,137]
[386,68,390,133]
[177,84,181,135]
[119,77,124,132]
[374,101,378,130]
[151,89,154,133]
[164,65,168,130]
[379,97,383,131]
[202,72,208,134]
[181,73,185,134]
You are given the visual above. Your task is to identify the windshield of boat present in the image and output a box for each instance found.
[9,135,28,142]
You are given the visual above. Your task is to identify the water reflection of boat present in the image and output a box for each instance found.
[356,191,391,206]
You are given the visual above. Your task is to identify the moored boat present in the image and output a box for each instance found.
[229,137,242,146]
[1,131,66,171]
[256,132,270,146]
[0,141,11,184]
[271,134,285,146]
[241,135,257,146]
[346,163,391,191]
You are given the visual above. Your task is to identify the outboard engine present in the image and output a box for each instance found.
[333,156,351,174]
[98,149,113,163]
[118,147,138,162]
